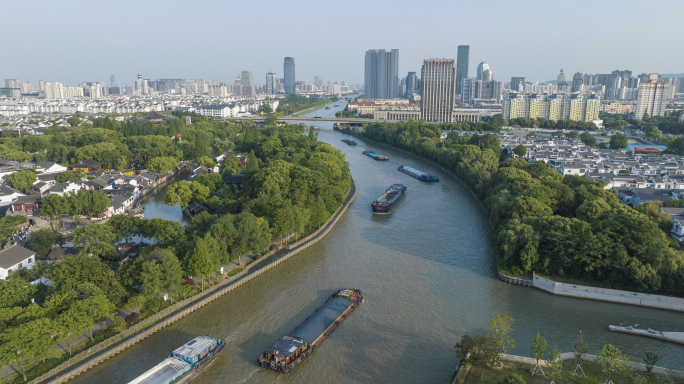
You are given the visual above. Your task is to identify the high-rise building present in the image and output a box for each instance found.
[635,73,670,118]
[314,76,323,88]
[4,79,19,88]
[364,49,399,99]
[240,71,255,96]
[284,57,296,95]
[110,75,115,85]
[456,45,470,95]
[136,74,143,95]
[511,77,525,91]
[420,59,457,123]
[557,69,566,86]
[405,72,418,95]
[476,61,489,81]
[502,92,600,122]
[266,71,276,95]
[482,69,493,82]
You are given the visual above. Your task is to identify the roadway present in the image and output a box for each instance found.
[226,116,397,124]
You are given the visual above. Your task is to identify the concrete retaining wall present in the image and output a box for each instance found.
[532,273,684,312]
[497,272,532,287]
[33,181,356,384]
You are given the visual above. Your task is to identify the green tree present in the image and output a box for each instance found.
[455,333,499,381]
[643,352,661,376]
[0,216,27,240]
[246,149,259,174]
[67,116,81,127]
[580,132,596,146]
[547,346,563,384]
[513,145,526,157]
[530,332,547,376]
[47,252,108,291]
[186,235,220,290]
[595,344,629,384]
[125,295,147,313]
[72,295,115,341]
[4,169,37,193]
[0,277,37,308]
[486,314,515,359]
[25,229,65,257]
[140,260,163,299]
[40,194,69,229]
[56,170,85,183]
[70,224,119,261]
[146,156,177,174]
[108,214,142,243]
[609,133,628,149]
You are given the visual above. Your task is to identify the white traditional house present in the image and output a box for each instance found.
[47,182,82,196]
[662,207,684,242]
[0,185,26,207]
[0,244,36,280]
[35,161,68,174]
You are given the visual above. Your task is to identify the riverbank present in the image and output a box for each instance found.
[29,181,356,384]
[454,352,684,384]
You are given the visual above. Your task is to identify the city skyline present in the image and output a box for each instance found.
[2,0,683,87]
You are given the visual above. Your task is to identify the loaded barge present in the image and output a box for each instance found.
[371,184,406,213]
[363,150,389,161]
[398,165,439,182]
[258,289,363,374]
[128,335,224,384]
[341,139,357,146]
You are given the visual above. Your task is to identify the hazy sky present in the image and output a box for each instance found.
[3,0,682,87]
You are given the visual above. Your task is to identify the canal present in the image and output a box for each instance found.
[71,101,683,384]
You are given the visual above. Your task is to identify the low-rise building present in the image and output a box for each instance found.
[0,244,36,280]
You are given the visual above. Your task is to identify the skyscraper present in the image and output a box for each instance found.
[364,49,399,99]
[510,77,525,91]
[420,59,457,123]
[557,69,566,86]
[476,61,489,80]
[110,75,115,85]
[284,57,295,95]
[240,71,255,96]
[456,45,469,95]
[266,71,276,95]
[635,73,669,118]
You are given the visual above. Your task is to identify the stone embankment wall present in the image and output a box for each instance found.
[497,272,532,287]
[532,273,684,312]
[32,181,356,384]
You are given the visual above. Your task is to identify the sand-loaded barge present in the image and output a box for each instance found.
[371,184,407,213]
[257,289,363,374]
[363,151,389,161]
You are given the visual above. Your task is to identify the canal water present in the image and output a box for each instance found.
[71,102,683,384]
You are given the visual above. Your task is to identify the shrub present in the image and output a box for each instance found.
[124,312,140,324]
[499,373,526,384]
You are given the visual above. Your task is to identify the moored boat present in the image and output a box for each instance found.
[129,206,145,217]
[310,125,321,130]
[398,165,439,182]
[371,184,406,213]
[363,150,389,161]
[257,289,363,374]
[341,139,357,146]
[128,335,225,384]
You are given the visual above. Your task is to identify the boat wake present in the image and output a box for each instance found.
[234,368,261,384]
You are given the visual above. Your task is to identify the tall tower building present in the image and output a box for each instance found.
[510,77,525,91]
[364,49,399,99]
[240,71,255,96]
[635,73,670,118]
[266,71,276,95]
[110,75,115,85]
[456,45,470,95]
[284,57,296,95]
[557,69,566,86]
[482,69,493,82]
[476,61,489,80]
[136,74,143,95]
[420,59,457,123]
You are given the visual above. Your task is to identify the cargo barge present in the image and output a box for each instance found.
[371,184,406,213]
[128,335,225,384]
[363,151,389,161]
[257,288,363,374]
[341,139,357,146]
[398,165,439,182]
